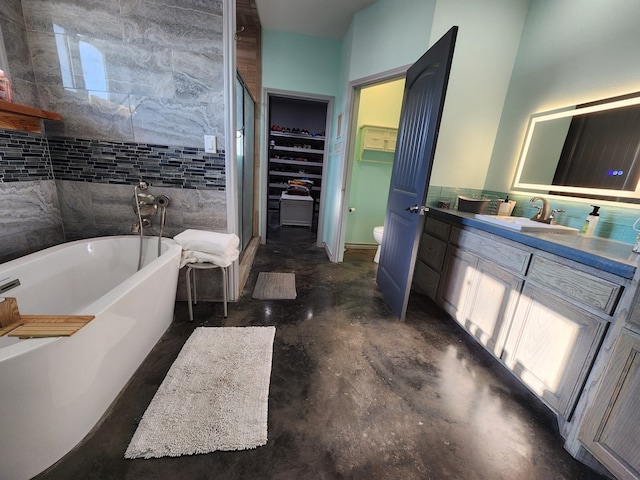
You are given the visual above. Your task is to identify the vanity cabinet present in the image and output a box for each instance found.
[420,213,620,421]
[579,328,640,480]
[415,209,640,476]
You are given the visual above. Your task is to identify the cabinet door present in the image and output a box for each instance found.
[418,233,447,272]
[362,127,387,150]
[413,260,440,300]
[580,329,640,480]
[385,129,398,151]
[438,246,478,323]
[462,259,523,357]
[503,284,608,418]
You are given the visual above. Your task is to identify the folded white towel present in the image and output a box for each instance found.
[180,249,239,268]
[174,229,240,257]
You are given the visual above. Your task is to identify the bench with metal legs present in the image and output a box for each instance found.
[185,263,228,321]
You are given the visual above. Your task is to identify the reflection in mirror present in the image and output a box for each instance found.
[513,93,640,202]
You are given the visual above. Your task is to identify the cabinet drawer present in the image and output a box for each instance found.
[418,233,447,272]
[413,260,440,300]
[528,256,622,315]
[425,216,450,241]
[451,228,531,275]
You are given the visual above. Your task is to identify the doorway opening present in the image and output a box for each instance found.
[334,69,407,263]
[264,92,332,246]
[344,78,405,253]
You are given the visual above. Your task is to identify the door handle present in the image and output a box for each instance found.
[405,205,429,215]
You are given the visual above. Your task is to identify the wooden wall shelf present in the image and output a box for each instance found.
[0,99,62,134]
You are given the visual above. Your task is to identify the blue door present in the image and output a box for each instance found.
[377,27,458,319]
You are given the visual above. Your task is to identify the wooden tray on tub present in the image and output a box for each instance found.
[0,315,95,338]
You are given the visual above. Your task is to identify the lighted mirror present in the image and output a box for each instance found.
[512,93,640,202]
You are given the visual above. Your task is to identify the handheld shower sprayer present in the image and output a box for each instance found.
[155,195,171,257]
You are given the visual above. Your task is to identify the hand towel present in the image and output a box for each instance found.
[174,229,240,257]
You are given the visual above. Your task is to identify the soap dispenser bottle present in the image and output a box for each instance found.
[581,205,600,237]
[497,196,512,216]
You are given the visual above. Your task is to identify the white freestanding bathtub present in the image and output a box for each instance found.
[0,236,181,480]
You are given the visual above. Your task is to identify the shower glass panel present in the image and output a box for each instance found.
[236,74,255,252]
[242,85,255,251]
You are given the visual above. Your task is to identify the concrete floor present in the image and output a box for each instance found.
[36,226,607,480]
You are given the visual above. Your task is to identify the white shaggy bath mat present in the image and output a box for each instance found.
[252,272,297,300]
[124,326,276,459]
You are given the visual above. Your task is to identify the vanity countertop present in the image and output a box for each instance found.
[429,208,640,279]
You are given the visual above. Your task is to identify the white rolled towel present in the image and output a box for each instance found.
[174,229,240,257]
[180,249,239,268]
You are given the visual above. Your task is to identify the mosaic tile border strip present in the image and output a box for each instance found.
[47,137,226,190]
[0,130,53,182]
[0,129,227,189]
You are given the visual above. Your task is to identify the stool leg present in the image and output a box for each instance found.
[193,268,198,304]
[186,266,194,322]
[222,266,228,318]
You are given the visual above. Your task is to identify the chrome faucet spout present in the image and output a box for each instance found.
[530,196,551,223]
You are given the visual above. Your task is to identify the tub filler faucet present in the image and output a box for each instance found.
[131,181,170,271]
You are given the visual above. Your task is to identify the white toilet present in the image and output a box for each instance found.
[373,226,384,263]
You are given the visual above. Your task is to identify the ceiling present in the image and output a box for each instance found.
[254,0,378,40]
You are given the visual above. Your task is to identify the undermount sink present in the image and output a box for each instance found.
[474,214,579,234]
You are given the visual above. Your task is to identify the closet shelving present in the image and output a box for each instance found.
[267,130,326,212]
[266,94,330,233]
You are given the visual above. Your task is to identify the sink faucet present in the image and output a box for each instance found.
[530,196,551,223]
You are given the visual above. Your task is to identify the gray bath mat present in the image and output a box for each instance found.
[252,272,297,300]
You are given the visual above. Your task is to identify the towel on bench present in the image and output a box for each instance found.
[179,249,239,268]
[174,229,240,257]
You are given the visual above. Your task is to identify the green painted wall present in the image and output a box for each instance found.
[261,30,342,96]
[427,0,529,190]
[320,26,354,259]
[345,80,404,245]
[487,0,640,192]
[260,30,342,244]
[348,0,436,81]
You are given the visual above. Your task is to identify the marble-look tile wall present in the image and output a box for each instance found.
[0,129,64,263]
[56,180,226,240]
[22,0,225,147]
[0,0,39,105]
[0,180,64,263]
